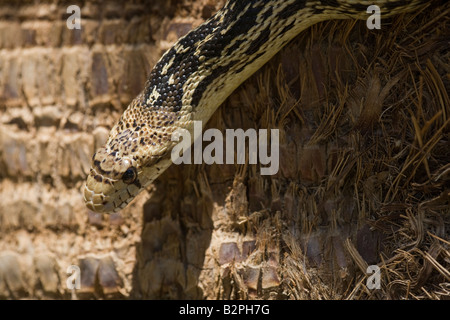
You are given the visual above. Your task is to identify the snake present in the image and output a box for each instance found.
[84,0,427,213]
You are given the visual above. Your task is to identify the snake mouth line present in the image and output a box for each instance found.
[83,184,113,213]
[84,178,137,213]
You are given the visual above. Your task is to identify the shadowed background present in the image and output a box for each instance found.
[0,0,448,299]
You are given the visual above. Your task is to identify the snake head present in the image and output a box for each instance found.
[84,100,179,213]
[84,127,176,212]
[83,142,144,213]
[84,141,174,213]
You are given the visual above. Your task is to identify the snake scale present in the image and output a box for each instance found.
[84,0,427,213]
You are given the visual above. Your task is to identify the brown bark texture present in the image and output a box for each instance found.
[0,0,448,299]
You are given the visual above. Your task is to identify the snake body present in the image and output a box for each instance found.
[84,0,426,213]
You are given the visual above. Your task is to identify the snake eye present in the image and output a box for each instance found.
[122,167,137,184]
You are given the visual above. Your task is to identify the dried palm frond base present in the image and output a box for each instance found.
[132,1,449,299]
